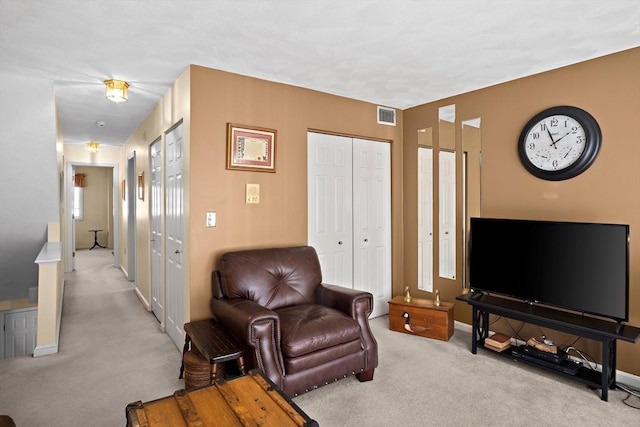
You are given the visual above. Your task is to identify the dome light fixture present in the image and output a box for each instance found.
[104,79,129,103]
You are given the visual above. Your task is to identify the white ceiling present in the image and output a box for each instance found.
[1,1,638,147]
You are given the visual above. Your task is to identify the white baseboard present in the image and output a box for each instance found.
[133,286,151,311]
[453,321,640,390]
[33,344,58,357]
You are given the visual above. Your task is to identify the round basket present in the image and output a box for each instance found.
[183,350,210,390]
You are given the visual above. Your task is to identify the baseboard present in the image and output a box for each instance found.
[133,286,151,311]
[453,320,640,390]
[33,344,58,357]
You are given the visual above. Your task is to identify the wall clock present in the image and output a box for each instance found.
[518,106,602,181]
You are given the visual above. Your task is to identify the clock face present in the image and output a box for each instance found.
[518,106,601,181]
[523,114,587,171]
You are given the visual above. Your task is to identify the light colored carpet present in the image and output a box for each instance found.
[0,248,638,426]
[0,249,184,426]
[293,317,640,426]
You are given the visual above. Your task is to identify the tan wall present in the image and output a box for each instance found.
[403,48,640,375]
[188,65,403,321]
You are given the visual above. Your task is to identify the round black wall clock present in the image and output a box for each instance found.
[518,106,602,181]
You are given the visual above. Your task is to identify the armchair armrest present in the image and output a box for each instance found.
[314,284,378,370]
[314,284,373,318]
[210,298,285,385]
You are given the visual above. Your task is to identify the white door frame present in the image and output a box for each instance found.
[65,161,120,272]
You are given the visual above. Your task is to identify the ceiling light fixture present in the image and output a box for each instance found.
[86,141,100,153]
[104,79,129,103]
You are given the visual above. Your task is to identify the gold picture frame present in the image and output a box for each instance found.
[226,123,276,172]
[137,172,144,200]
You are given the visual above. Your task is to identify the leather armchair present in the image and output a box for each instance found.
[210,246,378,397]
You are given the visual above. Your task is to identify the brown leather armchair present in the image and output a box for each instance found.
[210,246,378,397]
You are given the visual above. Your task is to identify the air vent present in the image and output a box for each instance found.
[377,106,396,126]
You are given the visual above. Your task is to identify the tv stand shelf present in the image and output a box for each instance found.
[456,293,640,401]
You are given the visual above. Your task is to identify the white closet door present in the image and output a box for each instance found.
[150,138,163,323]
[439,150,456,279]
[165,122,185,350]
[307,132,353,287]
[308,132,391,318]
[418,147,434,292]
[352,138,391,318]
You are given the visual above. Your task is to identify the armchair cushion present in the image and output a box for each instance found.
[276,304,362,358]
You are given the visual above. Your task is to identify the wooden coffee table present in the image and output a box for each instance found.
[180,319,245,383]
[126,370,318,426]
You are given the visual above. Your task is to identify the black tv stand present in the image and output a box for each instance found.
[615,322,624,334]
[457,293,640,401]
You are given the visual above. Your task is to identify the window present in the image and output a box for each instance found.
[73,187,84,220]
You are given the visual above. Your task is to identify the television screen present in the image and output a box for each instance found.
[469,217,629,322]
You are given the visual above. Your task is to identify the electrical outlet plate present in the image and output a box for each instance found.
[206,211,217,227]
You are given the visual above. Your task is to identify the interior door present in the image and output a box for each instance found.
[150,138,163,323]
[308,132,391,318]
[165,121,184,349]
[127,153,136,282]
[352,138,391,318]
[307,132,353,287]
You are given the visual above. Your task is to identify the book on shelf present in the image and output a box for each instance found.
[484,341,511,352]
[484,332,512,349]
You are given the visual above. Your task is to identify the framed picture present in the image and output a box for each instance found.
[137,172,144,200]
[226,123,276,172]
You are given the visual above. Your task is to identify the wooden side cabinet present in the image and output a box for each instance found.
[388,296,454,341]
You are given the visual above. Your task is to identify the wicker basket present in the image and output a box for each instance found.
[183,349,226,390]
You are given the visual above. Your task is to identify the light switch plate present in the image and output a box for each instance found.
[206,211,217,227]
[246,184,260,204]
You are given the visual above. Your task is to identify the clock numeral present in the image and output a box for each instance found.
[550,117,559,127]
[576,136,583,144]
[552,160,559,168]
[528,142,536,150]
[531,132,540,140]
[539,123,547,131]
[571,126,578,133]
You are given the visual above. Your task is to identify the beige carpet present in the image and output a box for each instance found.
[1,248,638,426]
[0,249,184,426]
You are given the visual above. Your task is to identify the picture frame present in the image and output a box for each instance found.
[226,123,276,172]
[137,172,144,200]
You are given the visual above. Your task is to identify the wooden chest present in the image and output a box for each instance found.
[126,370,317,427]
[388,296,454,341]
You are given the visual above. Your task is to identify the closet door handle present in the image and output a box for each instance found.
[364,238,368,242]
[338,241,343,245]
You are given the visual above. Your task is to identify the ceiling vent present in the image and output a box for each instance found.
[377,106,396,126]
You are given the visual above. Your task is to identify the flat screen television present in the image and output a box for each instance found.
[469,217,629,323]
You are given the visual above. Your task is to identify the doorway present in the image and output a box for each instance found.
[65,161,119,273]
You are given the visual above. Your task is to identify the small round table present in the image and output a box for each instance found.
[88,229,106,250]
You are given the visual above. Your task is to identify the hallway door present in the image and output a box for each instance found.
[150,138,163,323]
[165,121,185,349]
